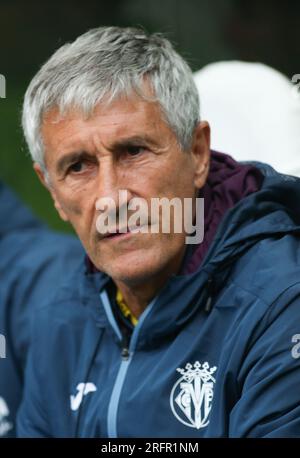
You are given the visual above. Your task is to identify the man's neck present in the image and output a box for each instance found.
[114,248,186,319]
[114,276,165,319]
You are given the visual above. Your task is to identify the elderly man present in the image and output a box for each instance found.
[17,27,300,438]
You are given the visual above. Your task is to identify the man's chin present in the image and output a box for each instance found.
[107,264,160,286]
[96,252,167,286]
[89,235,184,285]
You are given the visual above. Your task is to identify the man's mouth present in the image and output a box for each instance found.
[100,224,149,241]
[104,228,130,239]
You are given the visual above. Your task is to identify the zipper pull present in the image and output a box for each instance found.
[121,347,130,360]
[121,333,130,360]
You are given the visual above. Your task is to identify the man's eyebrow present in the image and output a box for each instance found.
[109,135,160,150]
[56,151,91,174]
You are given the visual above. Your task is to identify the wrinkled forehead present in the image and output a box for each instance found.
[40,93,177,165]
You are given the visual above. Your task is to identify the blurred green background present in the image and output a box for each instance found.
[0,0,298,232]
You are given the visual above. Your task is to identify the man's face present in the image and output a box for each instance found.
[38,93,210,285]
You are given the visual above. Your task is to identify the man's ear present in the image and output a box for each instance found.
[191,121,211,189]
[33,162,69,222]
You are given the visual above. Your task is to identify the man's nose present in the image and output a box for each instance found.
[95,160,132,215]
[96,159,120,203]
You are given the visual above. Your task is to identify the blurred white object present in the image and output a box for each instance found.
[194,61,300,176]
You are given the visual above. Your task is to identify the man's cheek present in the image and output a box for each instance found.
[60,198,83,217]
[68,203,83,216]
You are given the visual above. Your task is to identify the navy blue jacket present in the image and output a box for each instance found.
[17,166,300,437]
[0,182,83,437]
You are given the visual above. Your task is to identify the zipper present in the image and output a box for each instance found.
[121,333,130,361]
[100,290,157,438]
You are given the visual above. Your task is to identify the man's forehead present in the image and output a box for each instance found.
[42,79,159,127]
[43,96,169,139]
[41,97,173,161]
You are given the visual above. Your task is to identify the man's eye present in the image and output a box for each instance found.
[69,161,84,173]
[126,146,146,156]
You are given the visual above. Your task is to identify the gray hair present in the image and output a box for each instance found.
[22,26,200,170]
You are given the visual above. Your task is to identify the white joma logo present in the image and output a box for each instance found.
[70,383,97,411]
